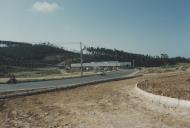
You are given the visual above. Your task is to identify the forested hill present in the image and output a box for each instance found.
[0,40,189,67]
[0,41,79,67]
[85,47,189,67]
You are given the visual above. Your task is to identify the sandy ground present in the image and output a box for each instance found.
[0,73,190,128]
[138,71,190,100]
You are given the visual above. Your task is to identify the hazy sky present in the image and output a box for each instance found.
[0,0,189,57]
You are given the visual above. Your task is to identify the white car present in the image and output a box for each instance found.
[96,71,106,76]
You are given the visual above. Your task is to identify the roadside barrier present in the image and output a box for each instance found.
[135,82,190,109]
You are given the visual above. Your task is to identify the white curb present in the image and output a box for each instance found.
[135,82,190,109]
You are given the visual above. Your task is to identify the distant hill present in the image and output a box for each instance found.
[0,40,189,68]
[0,41,79,67]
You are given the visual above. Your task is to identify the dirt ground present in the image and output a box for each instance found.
[138,71,190,100]
[1,73,190,128]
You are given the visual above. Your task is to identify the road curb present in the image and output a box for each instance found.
[0,73,141,100]
[135,82,190,110]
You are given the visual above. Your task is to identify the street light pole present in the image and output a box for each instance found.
[80,42,83,77]
[132,59,135,68]
[115,49,118,70]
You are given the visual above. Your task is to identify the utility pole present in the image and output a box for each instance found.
[115,49,118,70]
[80,42,83,77]
[132,59,135,68]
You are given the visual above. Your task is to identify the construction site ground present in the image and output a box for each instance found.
[138,71,190,100]
[0,70,190,128]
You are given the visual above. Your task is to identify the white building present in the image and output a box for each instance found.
[71,61,131,70]
[0,43,7,47]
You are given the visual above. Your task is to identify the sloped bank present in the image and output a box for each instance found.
[135,81,190,109]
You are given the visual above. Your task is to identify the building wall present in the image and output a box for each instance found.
[71,61,132,69]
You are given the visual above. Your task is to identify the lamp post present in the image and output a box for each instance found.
[115,49,118,70]
[80,42,83,77]
[132,59,135,68]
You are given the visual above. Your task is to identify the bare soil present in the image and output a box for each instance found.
[138,71,190,100]
[0,73,190,128]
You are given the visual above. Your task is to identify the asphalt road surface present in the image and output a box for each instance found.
[0,69,136,93]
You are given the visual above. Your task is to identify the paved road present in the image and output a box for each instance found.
[0,69,136,93]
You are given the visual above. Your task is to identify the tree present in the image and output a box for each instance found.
[161,53,169,59]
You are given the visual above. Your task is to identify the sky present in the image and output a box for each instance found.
[0,0,190,57]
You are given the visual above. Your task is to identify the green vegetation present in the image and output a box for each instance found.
[0,40,189,83]
[84,47,190,67]
[0,40,79,67]
[0,40,189,69]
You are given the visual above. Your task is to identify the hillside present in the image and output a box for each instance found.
[0,41,79,67]
[84,47,189,67]
[0,40,189,68]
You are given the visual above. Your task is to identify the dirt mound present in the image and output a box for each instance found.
[138,72,190,100]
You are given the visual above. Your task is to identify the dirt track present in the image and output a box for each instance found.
[0,73,190,128]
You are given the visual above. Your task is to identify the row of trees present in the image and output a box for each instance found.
[84,47,189,67]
